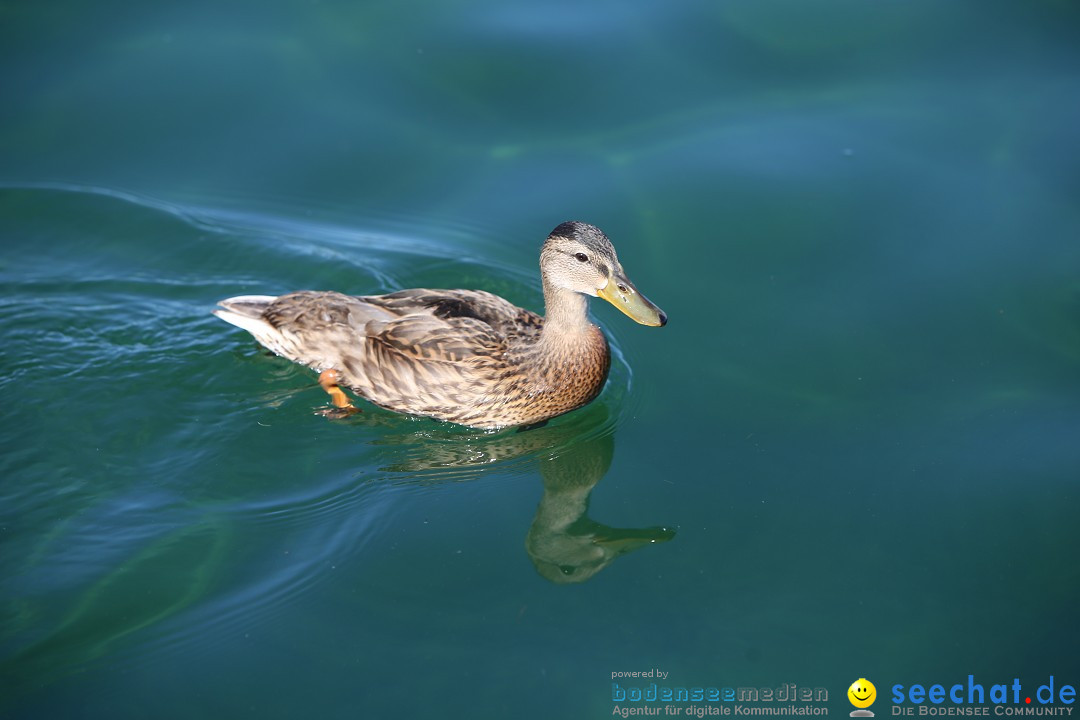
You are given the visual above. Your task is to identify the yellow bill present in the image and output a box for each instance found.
[597,274,667,327]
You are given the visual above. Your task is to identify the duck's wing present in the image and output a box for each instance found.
[351,289,535,387]
[340,291,533,420]
[367,312,504,364]
[364,288,543,341]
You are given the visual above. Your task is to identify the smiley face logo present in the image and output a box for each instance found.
[848,678,877,715]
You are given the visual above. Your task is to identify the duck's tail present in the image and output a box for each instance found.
[213,295,276,331]
[213,295,295,357]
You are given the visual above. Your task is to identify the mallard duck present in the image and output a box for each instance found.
[213,221,666,429]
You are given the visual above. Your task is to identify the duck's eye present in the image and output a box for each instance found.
[574,253,589,263]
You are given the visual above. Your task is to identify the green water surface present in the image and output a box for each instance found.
[2,1,1079,718]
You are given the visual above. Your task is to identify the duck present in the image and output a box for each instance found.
[213,221,666,429]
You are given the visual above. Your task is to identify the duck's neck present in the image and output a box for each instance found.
[540,278,594,343]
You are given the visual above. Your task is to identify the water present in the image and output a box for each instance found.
[2,1,1079,718]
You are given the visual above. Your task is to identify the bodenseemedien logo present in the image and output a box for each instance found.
[849,679,877,717]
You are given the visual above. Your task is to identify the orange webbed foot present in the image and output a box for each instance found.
[317,369,361,417]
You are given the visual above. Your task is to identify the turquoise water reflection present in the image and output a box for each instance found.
[3,0,1080,717]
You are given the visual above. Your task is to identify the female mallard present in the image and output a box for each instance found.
[214,221,666,429]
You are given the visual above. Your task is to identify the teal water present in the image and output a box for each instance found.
[2,1,1079,718]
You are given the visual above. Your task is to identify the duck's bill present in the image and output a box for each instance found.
[598,275,667,327]
[592,525,677,550]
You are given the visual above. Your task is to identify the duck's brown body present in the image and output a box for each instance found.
[214,222,664,429]
[216,288,610,429]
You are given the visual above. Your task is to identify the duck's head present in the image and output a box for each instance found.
[540,221,667,327]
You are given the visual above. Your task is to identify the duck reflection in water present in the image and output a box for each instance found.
[372,406,675,584]
[527,430,675,584]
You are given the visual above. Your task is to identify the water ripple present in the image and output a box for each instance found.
[1,183,641,678]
